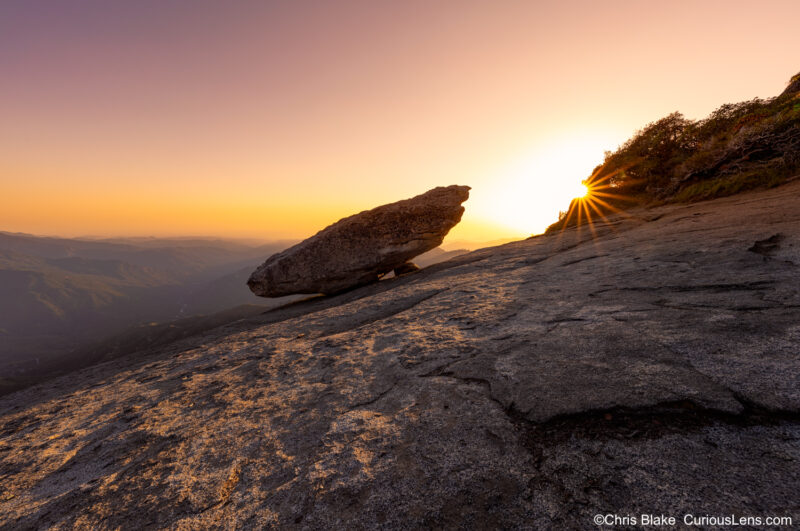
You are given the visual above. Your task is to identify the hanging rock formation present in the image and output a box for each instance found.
[248,185,470,296]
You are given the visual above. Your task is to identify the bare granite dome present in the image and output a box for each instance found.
[2,181,800,528]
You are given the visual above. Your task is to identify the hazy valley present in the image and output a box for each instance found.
[0,233,466,396]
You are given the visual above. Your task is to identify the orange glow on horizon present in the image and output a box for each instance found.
[1,2,798,243]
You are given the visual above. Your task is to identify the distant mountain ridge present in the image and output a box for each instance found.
[0,231,289,280]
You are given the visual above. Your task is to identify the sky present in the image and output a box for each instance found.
[1,1,799,245]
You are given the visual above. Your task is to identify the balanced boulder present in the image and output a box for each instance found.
[248,185,470,296]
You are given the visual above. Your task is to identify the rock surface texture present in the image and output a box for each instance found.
[248,185,470,296]
[2,181,800,528]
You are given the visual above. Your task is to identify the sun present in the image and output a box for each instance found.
[550,160,639,239]
[448,129,631,242]
[464,132,621,237]
[573,182,590,199]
